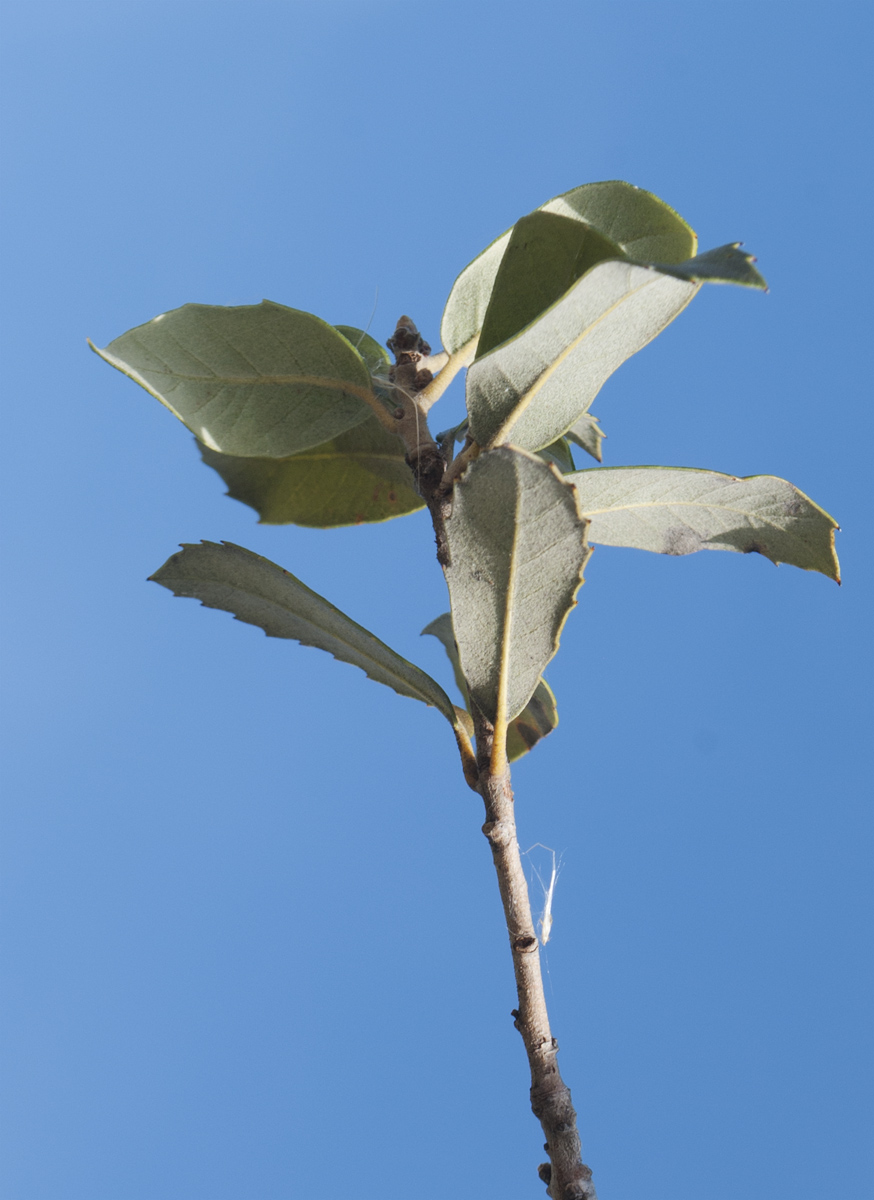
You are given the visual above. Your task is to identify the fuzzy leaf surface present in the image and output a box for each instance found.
[440,180,696,355]
[475,212,627,360]
[90,302,375,458]
[466,245,765,453]
[570,466,840,581]
[198,414,423,527]
[150,541,460,720]
[421,613,559,761]
[566,413,606,462]
[443,447,589,726]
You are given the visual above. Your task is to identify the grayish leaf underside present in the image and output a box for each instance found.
[440,180,696,354]
[566,413,606,462]
[467,263,697,452]
[150,541,460,722]
[444,448,590,725]
[569,467,840,580]
[91,302,373,459]
[421,612,559,762]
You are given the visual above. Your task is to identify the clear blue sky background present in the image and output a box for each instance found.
[1,2,871,1198]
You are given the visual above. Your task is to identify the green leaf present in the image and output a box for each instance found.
[506,679,559,762]
[150,541,462,720]
[421,613,559,762]
[443,447,590,747]
[568,466,840,581]
[540,180,696,263]
[198,414,424,528]
[476,212,627,360]
[654,243,767,289]
[440,180,696,355]
[537,437,576,473]
[421,613,469,699]
[566,413,606,463]
[466,245,766,454]
[90,301,376,458]
[334,325,391,376]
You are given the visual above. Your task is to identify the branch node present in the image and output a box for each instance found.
[481,818,512,847]
[513,935,538,953]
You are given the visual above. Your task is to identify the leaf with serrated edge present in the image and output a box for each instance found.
[198,414,423,528]
[150,541,461,719]
[466,245,766,454]
[421,613,559,762]
[90,302,375,459]
[569,467,840,581]
[443,448,589,766]
[567,413,606,462]
[441,180,696,355]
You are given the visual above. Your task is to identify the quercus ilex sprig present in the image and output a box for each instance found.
[91,180,840,1198]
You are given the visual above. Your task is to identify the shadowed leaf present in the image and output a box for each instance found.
[198,414,424,527]
[441,180,696,355]
[569,466,840,581]
[90,302,376,458]
[537,437,576,473]
[334,325,391,376]
[476,212,627,360]
[422,613,559,761]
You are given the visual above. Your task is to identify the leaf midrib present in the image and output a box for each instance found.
[485,268,698,446]
[187,574,454,717]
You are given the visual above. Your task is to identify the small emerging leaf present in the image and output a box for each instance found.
[569,466,840,581]
[537,437,576,473]
[150,541,461,719]
[566,413,606,463]
[198,414,424,528]
[422,613,559,761]
[443,448,590,754]
[90,302,376,459]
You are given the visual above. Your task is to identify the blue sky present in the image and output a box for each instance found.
[1,2,871,1198]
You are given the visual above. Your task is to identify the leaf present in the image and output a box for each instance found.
[440,180,696,355]
[654,243,767,289]
[537,437,576,473]
[566,413,606,463]
[568,466,840,581]
[506,679,559,761]
[421,613,469,699]
[151,541,480,787]
[90,301,376,458]
[150,540,461,716]
[476,212,628,360]
[421,613,560,762]
[435,417,470,459]
[198,414,424,528]
[443,447,590,755]
[334,325,391,376]
[466,245,767,454]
